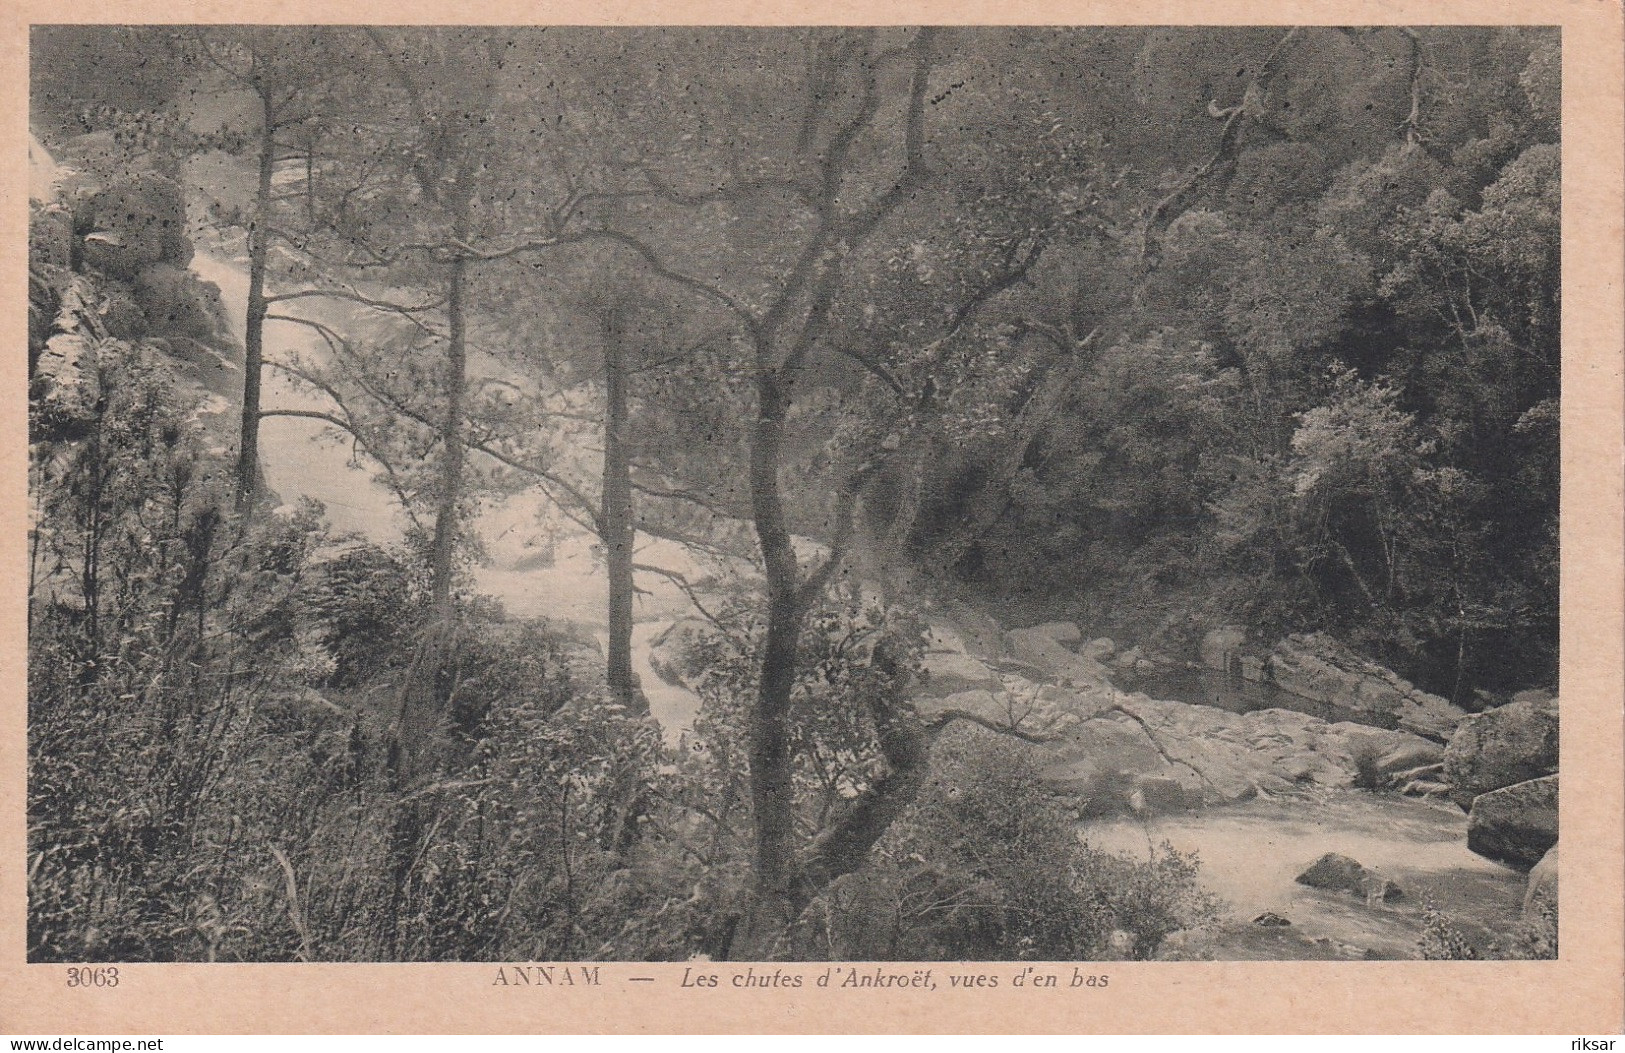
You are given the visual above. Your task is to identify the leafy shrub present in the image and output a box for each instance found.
[1349,737,1387,791]
[303,542,421,688]
[1418,902,1480,960]
[1502,888,1558,960]
[26,343,710,960]
[678,590,925,841]
[794,728,1222,961]
[1418,892,1557,962]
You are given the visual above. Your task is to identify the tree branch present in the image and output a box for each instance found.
[847,27,938,236]
[263,286,444,314]
[633,168,814,208]
[361,27,441,207]
[796,687,931,900]
[256,398,425,536]
[631,562,725,627]
[258,407,355,431]
[1139,27,1301,264]
[945,234,1047,336]
[571,229,762,344]
[627,476,740,519]
[918,707,1060,744]
[818,340,907,397]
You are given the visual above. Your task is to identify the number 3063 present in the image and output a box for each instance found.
[66,967,119,988]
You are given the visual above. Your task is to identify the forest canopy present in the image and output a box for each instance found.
[28,25,1558,962]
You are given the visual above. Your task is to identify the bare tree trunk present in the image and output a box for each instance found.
[394,245,468,781]
[601,311,646,714]
[730,371,802,959]
[725,27,937,958]
[234,92,276,510]
[428,251,468,620]
[798,682,930,895]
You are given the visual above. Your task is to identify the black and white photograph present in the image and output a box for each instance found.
[25,21,1576,975]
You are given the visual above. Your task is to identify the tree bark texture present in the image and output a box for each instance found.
[601,310,646,714]
[234,91,277,509]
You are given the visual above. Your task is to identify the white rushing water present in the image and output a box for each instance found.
[191,246,1528,958]
[1084,791,1526,958]
[192,248,708,740]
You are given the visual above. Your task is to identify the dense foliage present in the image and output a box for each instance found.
[29,25,1558,961]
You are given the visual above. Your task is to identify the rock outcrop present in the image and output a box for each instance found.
[1466,775,1557,867]
[934,601,1005,661]
[1081,637,1115,661]
[1263,632,1467,741]
[1442,694,1559,810]
[915,651,1004,698]
[1005,622,1114,689]
[989,682,1446,812]
[1199,625,1247,671]
[1523,842,1558,918]
[30,147,238,448]
[1294,852,1404,902]
[904,609,1466,815]
[72,173,192,279]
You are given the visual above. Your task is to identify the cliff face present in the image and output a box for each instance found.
[28,133,241,451]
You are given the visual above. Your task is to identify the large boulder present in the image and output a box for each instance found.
[74,174,192,280]
[1321,723,1443,784]
[1040,690,1463,809]
[1005,624,1112,688]
[1295,852,1404,902]
[1443,694,1559,809]
[1081,637,1115,661]
[1112,645,1167,677]
[1130,775,1188,814]
[1264,632,1466,741]
[914,689,1007,726]
[938,601,1005,661]
[1041,710,1174,793]
[914,651,1003,698]
[1374,740,1444,776]
[1027,620,1083,646]
[1021,687,1468,812]
[1046,696,1305,805]
[1467,775,1558,867]
[922,620,968,655]
[1523,842,1558,919]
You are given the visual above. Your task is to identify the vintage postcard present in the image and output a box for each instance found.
[3,0,1621,1036]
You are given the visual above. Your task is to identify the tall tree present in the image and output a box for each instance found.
[177,28,359,509]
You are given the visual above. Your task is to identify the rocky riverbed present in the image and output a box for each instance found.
[193,192,1551,959]
[1084,792,1525,959]
[878,609,1553,958]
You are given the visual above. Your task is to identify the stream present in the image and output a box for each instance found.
[194,246,1529,960]
[1083,792,1525,959]
[195,248,710,739]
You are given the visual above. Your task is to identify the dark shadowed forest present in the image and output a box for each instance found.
[28,26,1559,963]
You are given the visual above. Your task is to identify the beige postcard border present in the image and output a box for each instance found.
[2,0,1620,1035]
